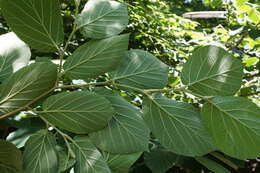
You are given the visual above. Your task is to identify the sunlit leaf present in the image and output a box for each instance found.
[201,96,260,159]
[181,45,244,96]
[77,0,128,38]
[0,32,31,82]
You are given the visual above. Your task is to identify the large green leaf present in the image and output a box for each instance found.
[201,96,260,159]
[0,139,23,173]
[72,136,111,173]
[181,45,244,96]
[77,0,128,39]
[23,130,59,173]
[142,94,215,156]
[41,91,115,134]
[102,151,142,173]
[0,32,31,82]
[195,157,230,173]
[63,34,129,80]
[144,148,178,173]
[111,49,169,89]
[0,62,57,115]
[89,88,149,154]
[0,0,64,52]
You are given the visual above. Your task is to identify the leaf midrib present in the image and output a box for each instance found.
[77,3,122,29]
[210,101,260,138]
[187,65,242,87]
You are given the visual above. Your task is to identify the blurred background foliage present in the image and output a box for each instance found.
[0,0,259,172]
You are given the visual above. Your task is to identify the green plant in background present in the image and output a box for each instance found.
[0,0,259,173]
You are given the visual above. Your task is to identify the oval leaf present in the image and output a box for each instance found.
[142,94,215,156]
[102,151,142,173]
[201,96,260,159]
[0,62,58,115]
[181,45,244,96]
[77,0,128,39]
[111,49,169,89]
[63,34,129,80]
[0,139,23,173]
[0,32,31,82]
[72,136,111,173]
[90,88,150,154]
[41,91,115,134]
[0,0,64,52]
[23,130,59,173]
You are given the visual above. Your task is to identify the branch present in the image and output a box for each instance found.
[58,0,80,73]
[28,107,76,158]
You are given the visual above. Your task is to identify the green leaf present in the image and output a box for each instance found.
[7,118,45,148]
[63,34,129,80]
[201,96,260,159]
[181,45,244,96]
[142,94,215,156]
[23,130,59,173]
[144,147,179,173]
[111,49,169,89]
[77,0,128,39]
[0,0,64,52]
[0,62,57,115]
[195,157,230,173]
[0,139,23,173]
[89,88,149,154]
[72,136,111,173]
[41,91,115,134]
[58,150,75,173]
[0,32,31,82]
[102,151,142,173]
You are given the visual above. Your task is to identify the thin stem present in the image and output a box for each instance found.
[0,86,56,119]
[209,152,239,170]
[58,0,80,73]
[112,83,150,97]
[28,107,76,158]
[58,80,113,89]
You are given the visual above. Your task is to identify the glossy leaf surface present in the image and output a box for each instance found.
[77,0,128,38]
[0,32,31,82]
[181,45,244,96]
